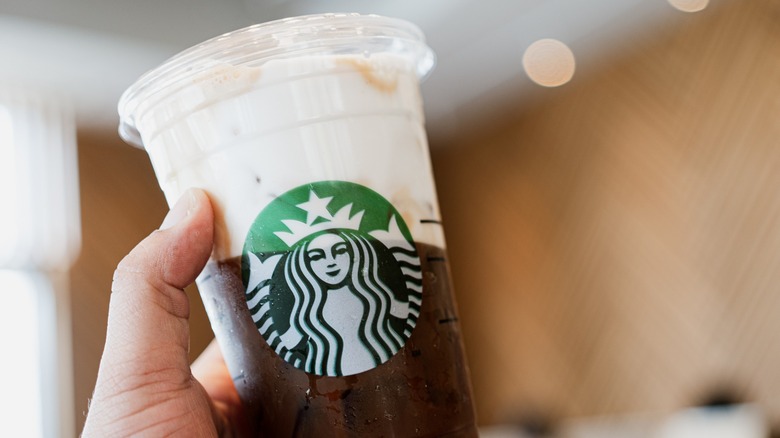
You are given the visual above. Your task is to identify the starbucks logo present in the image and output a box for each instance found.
[242,181,423,376]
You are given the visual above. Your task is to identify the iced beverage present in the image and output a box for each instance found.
[118,13,476,436]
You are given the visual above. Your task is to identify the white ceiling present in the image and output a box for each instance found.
[0,0,693,139]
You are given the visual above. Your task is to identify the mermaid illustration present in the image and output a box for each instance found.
[243,187,423,376]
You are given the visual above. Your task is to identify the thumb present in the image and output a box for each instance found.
[105,187,213,369]
[85,188,215,432]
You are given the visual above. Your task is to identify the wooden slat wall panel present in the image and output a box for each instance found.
[433,0,780,426]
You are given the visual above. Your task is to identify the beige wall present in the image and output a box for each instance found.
[433,0,780,426]
[70,0,780,433]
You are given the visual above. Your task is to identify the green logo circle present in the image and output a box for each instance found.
[242,181,422,376]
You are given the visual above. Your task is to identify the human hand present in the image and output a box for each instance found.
[82,189,247,437]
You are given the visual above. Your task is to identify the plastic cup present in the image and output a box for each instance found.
[118,13,476,436]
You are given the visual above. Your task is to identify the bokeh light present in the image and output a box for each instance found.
[522,39,576,87]
[668,0,709,13]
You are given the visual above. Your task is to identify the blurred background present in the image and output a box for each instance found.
[2,0,779,436]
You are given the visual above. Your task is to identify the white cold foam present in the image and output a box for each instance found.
[140,53,446,259]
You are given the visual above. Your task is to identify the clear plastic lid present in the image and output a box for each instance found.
[117,13,435,148]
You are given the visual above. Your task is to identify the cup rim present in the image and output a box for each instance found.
[117,13,435,148]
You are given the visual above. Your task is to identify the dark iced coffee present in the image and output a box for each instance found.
[198,241,474,436]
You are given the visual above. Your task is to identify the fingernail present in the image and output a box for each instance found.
[160,190,197,230]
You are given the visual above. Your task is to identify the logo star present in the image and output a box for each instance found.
[296,191,334,225]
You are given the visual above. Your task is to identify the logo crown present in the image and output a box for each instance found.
[273,190,364,247]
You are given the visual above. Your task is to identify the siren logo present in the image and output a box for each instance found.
[242,181,423,376]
